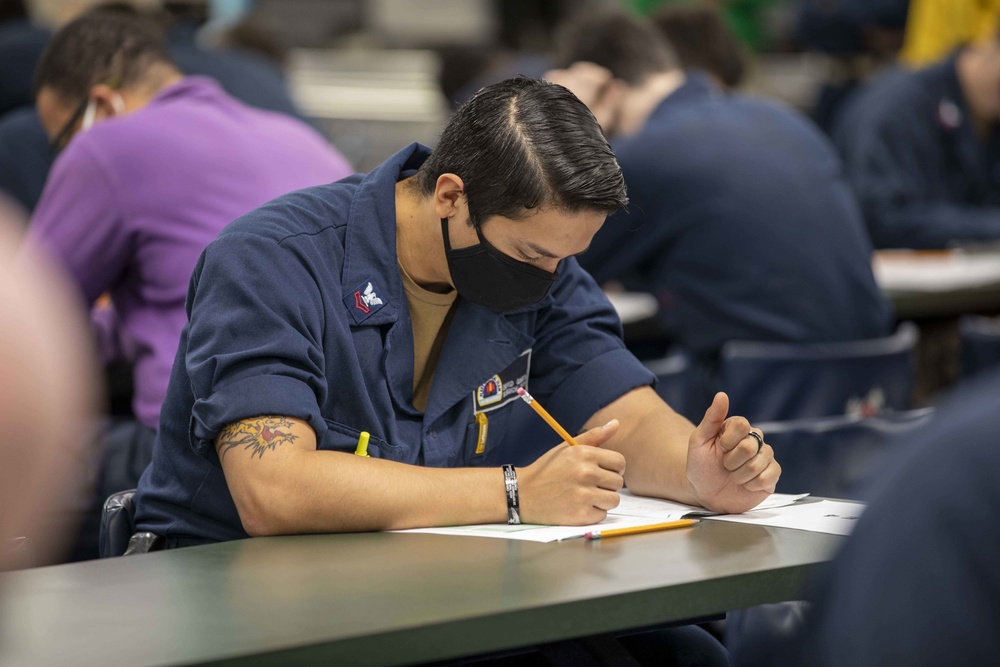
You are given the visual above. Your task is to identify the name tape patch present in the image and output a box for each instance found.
[473,349,531,414]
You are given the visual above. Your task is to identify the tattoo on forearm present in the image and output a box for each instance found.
[217,416,299,460]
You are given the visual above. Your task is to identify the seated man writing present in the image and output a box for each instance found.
[134,77,779,545]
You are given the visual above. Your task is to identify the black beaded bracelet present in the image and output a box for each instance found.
[502,464,520,525]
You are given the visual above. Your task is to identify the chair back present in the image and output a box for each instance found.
[99,489,137,558]
[719,323,918,422]
[960,315,1000,378]
[759,408,934,499]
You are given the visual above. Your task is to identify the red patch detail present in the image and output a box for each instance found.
[354,291,370,313]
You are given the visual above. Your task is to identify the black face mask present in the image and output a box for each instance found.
[441,217,558,313]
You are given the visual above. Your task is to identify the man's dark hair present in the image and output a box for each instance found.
[34,10,175,100]
[553,11,678,86]
[416,76,628,225]
[652,5,747,89]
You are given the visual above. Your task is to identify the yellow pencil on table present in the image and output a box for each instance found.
[516,387,580,446]
[585,519,698,540]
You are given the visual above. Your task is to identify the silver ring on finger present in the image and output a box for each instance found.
[747,430,764,455]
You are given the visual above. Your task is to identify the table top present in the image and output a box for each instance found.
[603,250,1000,324]
[0,521,841,667]
[873,249,1000,319]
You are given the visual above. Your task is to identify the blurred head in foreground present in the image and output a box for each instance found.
[0,199,99,569]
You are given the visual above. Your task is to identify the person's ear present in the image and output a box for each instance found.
[89,84,126,118]
[594,79,628,136]
[433,173,466,220]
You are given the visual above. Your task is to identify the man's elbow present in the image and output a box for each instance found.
[229,478,300,537]
[237,503,280,537]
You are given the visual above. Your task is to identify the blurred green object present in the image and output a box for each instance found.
[626,0,781,50]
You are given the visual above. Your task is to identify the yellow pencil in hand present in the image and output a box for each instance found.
[516,387,580,446]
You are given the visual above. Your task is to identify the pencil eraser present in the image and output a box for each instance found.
[517,387,526,396]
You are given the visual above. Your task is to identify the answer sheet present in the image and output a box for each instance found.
[396,491,809,543]
[706,499,865,536]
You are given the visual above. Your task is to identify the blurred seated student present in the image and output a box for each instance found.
[795,0,910,57]
[755,367,1000,666]
[651,3,748,90]
[794,0,910,135]
[0,198,99,569]
[627,0,780,53]
[211,11,289,70]
[443,0,571,109]
[50,0,305,119]
[0,109,48,220]
[833,31,1000,249]
[0,0,50,116]
[24,11,351,559]
[0,0,308,214]
[547,12,891,398]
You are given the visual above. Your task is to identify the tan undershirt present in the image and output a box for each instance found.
[398,261,458,412]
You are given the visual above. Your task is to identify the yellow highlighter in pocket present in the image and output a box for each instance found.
[474,412,489,455]
[354,431,370,457]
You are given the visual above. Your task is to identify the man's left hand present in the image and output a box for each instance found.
[686,392,781,514]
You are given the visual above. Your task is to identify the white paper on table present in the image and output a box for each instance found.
[394,491,809,543]
[705,499,865,536]
[874,251,1000,292]
[609,489,809,519]
[605,291,659,324]
[395,511,688,543]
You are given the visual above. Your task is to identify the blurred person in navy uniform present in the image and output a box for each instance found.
[745,367,1000,666]
[547,11,891,404]
[0,0,51,214]
[0,0,50,116]
[833,35,1000,249]
[795,0,910,134]
[796,0,910,57]
[0,108,49,218]
[651,3,748,91]
[0,0,307,214]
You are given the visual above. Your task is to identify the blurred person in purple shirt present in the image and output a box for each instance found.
[25,10,352,559]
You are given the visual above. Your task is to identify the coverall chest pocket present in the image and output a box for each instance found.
[322,419,406,462]
[461,406,507,467]
[464,402,565,467]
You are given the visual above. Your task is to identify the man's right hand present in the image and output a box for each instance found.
[517,419,625,525]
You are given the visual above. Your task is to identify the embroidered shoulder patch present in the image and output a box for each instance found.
[344,278,386,324]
